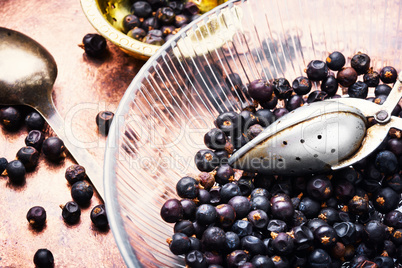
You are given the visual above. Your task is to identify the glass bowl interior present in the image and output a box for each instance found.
[104,0,402,267]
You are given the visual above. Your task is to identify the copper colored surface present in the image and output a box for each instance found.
[0,0,146,267]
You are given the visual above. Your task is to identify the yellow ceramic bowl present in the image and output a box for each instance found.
[80,0,225,60]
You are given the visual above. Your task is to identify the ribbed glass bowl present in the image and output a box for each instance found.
[104,0,402,267]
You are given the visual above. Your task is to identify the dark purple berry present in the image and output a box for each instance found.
[228,196,251,219]
[306,60,328,81]
[122,14,140,33]
[6,159,26,183]
[314,225,337,248]
[146,0,168,9]
[144,29,165,45]
[375,150,398,174]
[326,51,345,71]
[196,204,217,226]
[247,79,274,103]
[321,75,338,96]
[307,218,329,233]
[25,130,45,151]
[71,181,93,205]
[82,34,107,58]
[90,204,108,229]
[348,195,369,216]
[169,232,190,255]
[306,175,332,201]
[141,17,160,32]
[246,124,264,140]
[333,179,355,202]
[260,95,278,109]
[224,231,241,253]
[251,196,270,214]
[373,256,394,268]
[131,1,152,17]
[273,78,293,99]
[220,183,241,204]
[127,27,146,40]
[27,206,47,228]
[348,81,368,99]
[373,187,399,213]
[168,1,185,14]
[271,255,289,268]
[175,15,189,29]
[318,207,340,225]
[270,194,294,221]
[292,76,312,95]
[272,232,294,255]
[194,149,219,172]
[174,220,195,237]
[180,199,196,220]
[226,250,248,268]
[351,53,370,75]
[273,107,289,119]
[384,210,402,229]
[198,172,215,191]
[176,176,199,199]
[231,220,253,238]
[308,249,332,268]
[185,250,207,268]
[161,199,183,223]
[298,196,320,218]
[247,210,269,229]
[65,165,87,185]
[363,70,380,87]
[25,111,45,131]
[251,255,274,268]
[285,95,304,111]
[364,220,386,244]
[375,84,392,96]
[254,109,275,128]
[16,146,39,170]
[215,111,242,136]
[204,128,227,150]
[333,222,356,245]
[379,66,398,84]
[202,226,226,251]
[42,137,66,161]
[0,106,22,130]
[33,248,54,268]
[241,235,266,256]
[292,225,314,251]
[61,201,81,225]
[387,138,402,156]
[216,204,236,228]
[155,7,176,25]
[0,157,7,174]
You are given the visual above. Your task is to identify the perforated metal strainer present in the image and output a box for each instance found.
[104,0,402,267]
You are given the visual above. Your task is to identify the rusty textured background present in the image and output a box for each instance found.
[0,0,146,267]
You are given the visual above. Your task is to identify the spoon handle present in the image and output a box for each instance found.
[36,101,105,201]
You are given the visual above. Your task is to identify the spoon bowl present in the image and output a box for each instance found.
[0,27,104,200]
[0,27,57,109]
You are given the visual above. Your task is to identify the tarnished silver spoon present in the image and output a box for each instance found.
[0,27,104,200]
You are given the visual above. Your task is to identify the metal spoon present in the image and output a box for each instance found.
[0,27,104,200]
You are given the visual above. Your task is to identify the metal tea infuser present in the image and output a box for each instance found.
[229,73,402,175]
